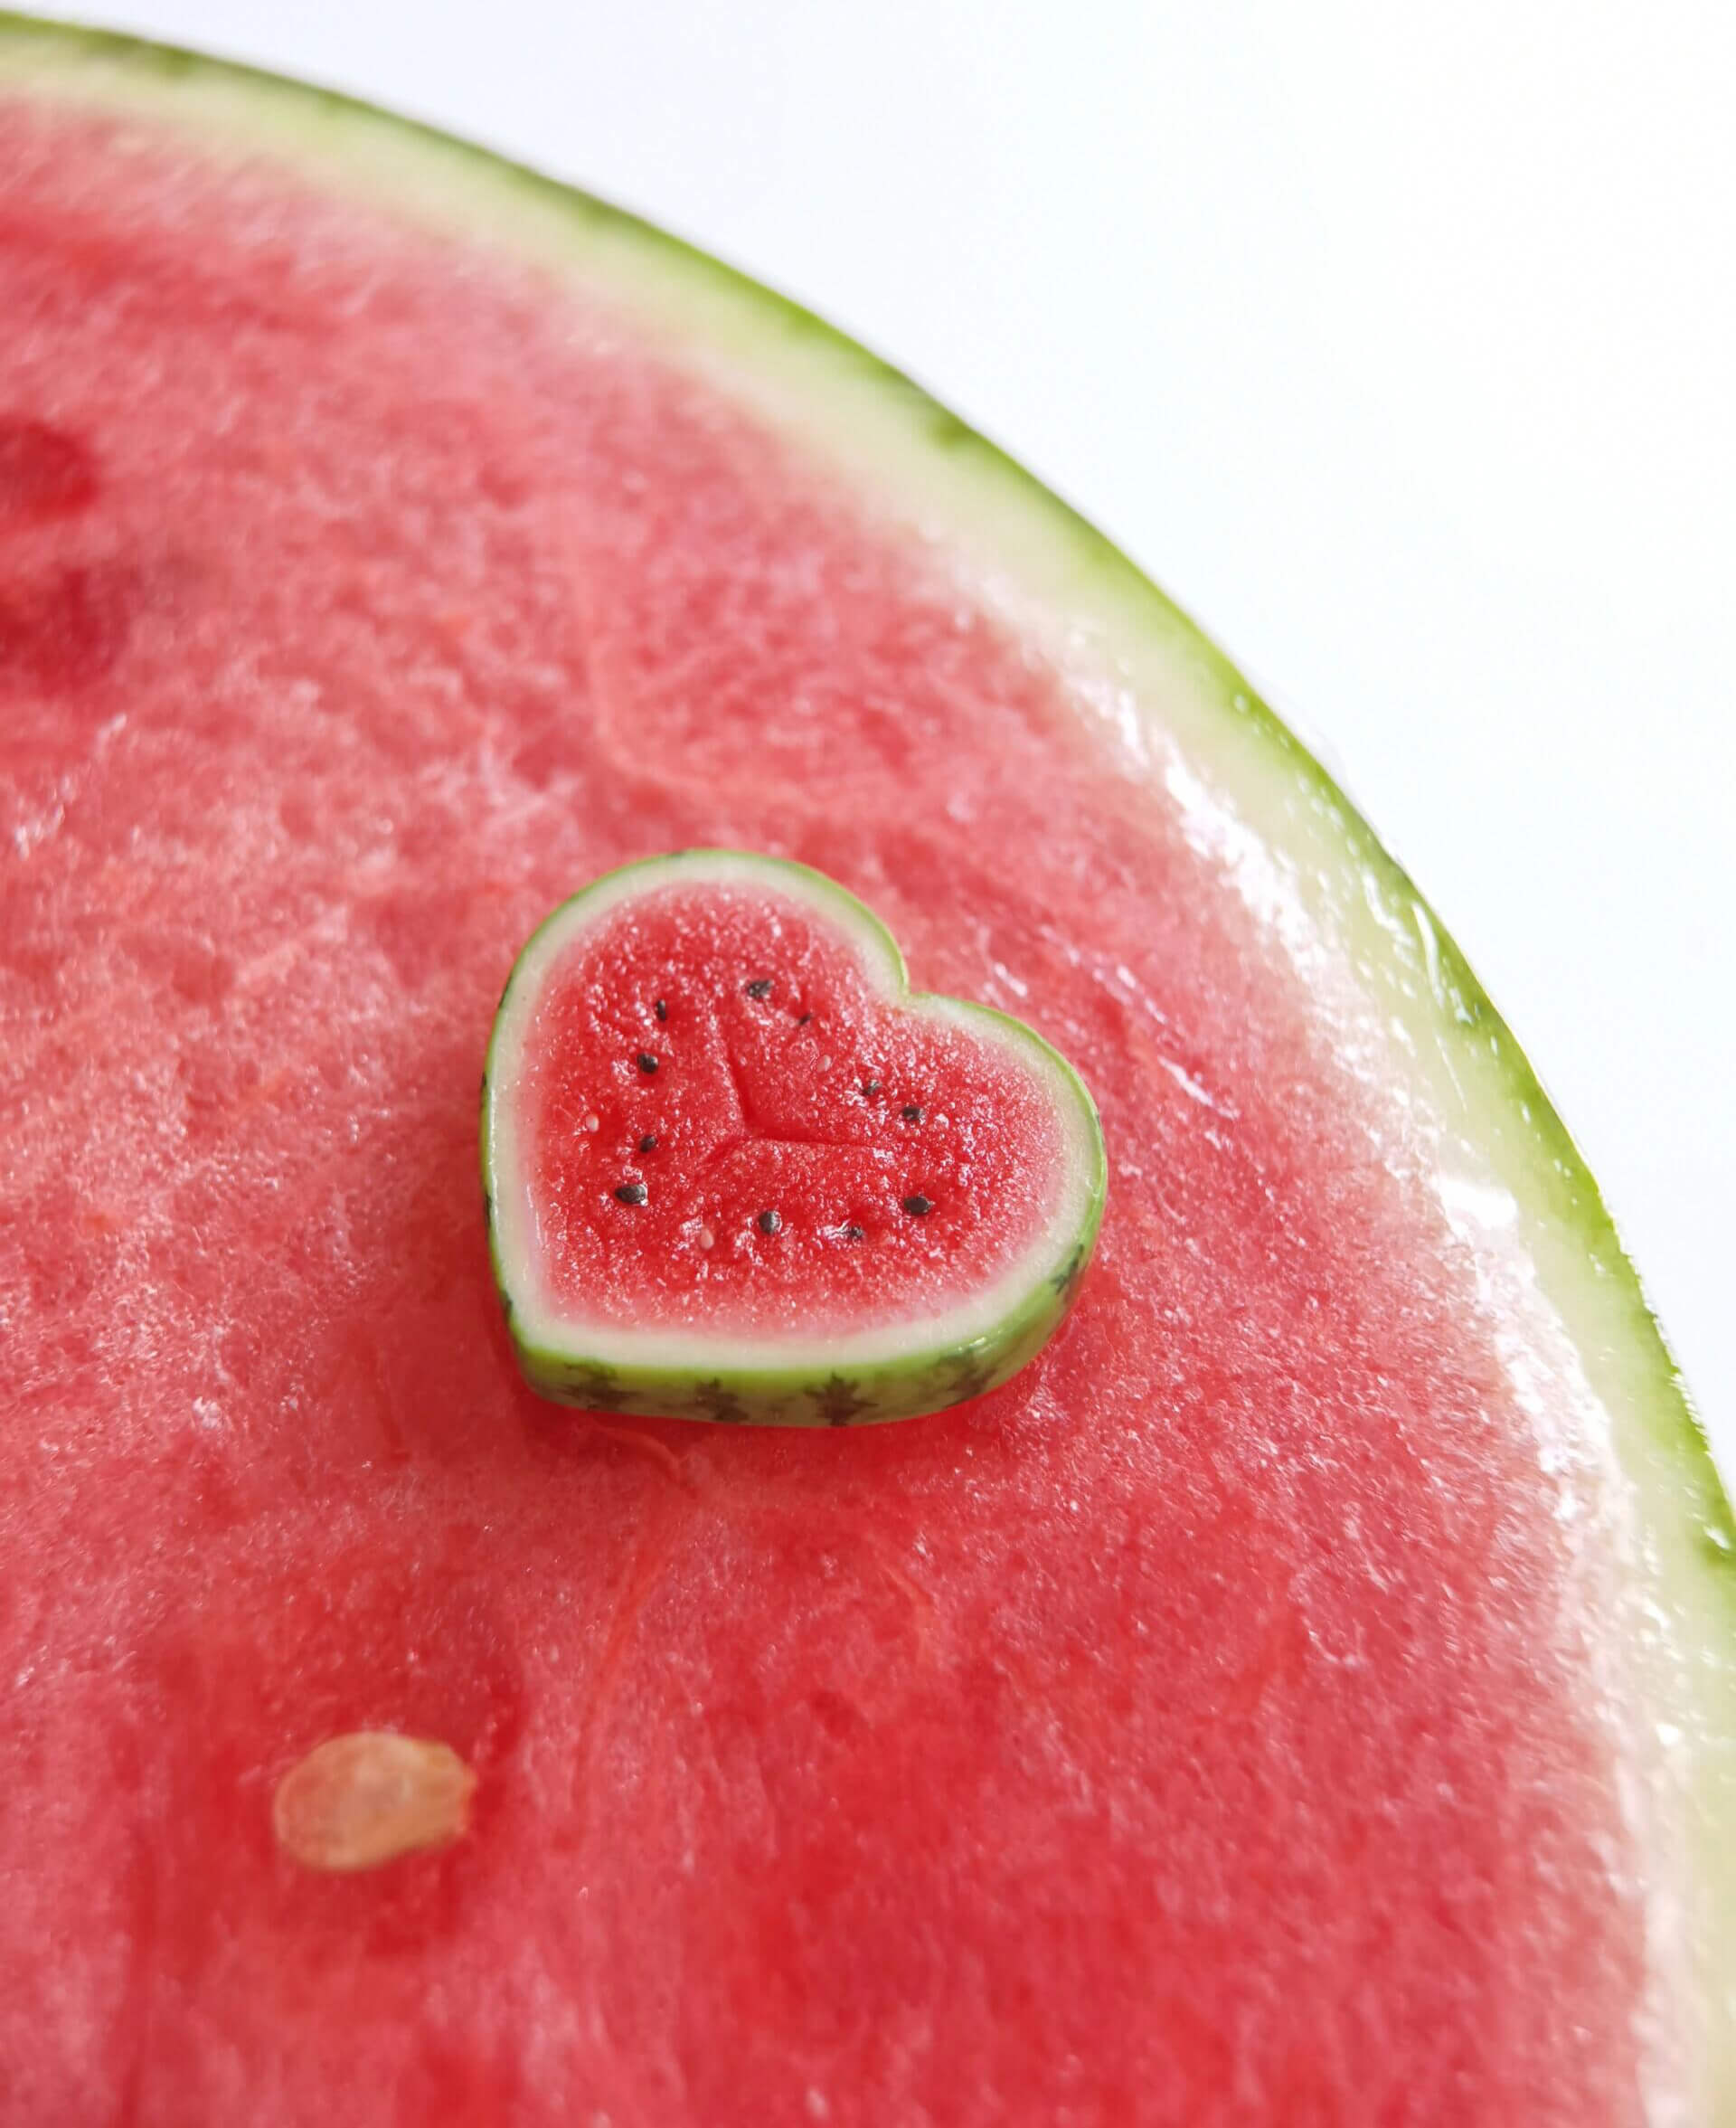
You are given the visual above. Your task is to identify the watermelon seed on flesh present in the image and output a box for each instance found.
[481,851,1108,1426]
[272,1732,477,1876]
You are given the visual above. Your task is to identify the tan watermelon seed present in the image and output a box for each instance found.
[272,1731,476,1873]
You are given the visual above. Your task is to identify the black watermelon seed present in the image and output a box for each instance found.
[615,1182,648,1206]
[901,1103,923,1122]
[745,978,774,999]
[901,1194,933,1218]
[842,1223,865,1243]
[861,1079,883,1099]
[637,1052,659,1074]
[797,1012,813,1026]
[757,1208,782,1235]
[638,1133,659,1154]
[655,998,668,1022]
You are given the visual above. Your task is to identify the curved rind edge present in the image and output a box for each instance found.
[1,12,1728,2103]
[479,852,1108,1426]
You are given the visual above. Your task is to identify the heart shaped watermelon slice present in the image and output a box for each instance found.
[1,17,1731,2128]
[483,852,1105,1424]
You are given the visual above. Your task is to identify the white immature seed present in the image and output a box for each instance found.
[272,1731,476,1874]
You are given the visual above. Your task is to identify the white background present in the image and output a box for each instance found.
[32,3,1736,1461]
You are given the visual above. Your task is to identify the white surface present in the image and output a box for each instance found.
[29,1,1736,1459]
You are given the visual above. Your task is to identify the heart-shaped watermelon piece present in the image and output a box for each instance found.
[481,852,1106,1423]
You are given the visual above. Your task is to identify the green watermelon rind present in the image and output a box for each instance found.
[479,851,1108,1426]
[2,13,1729,2104]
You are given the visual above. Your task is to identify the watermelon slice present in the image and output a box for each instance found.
[2,18,1731,2127]
[483,851,1106,1425]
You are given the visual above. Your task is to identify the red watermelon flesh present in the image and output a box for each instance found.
[0,84,1708,2128]
[508,875,1069,1342]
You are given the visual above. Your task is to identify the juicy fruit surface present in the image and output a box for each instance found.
[0,103,1650,2128]
[510,878,1061,1333]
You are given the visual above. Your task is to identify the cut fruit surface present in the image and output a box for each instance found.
[1,18,1731,2128]
[482,852,1104,1423]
